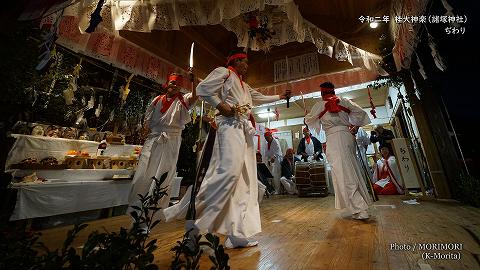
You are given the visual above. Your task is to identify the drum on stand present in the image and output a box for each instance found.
[294,161,328,197]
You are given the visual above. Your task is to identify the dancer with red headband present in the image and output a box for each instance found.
[305,82,372,220]
[164,49,290,249]
[127,73,197,229]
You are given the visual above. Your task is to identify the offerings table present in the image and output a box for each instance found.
[294,161,329,197]
[6,134,140,168]
[5,134,141,221]
[9,180,131,221]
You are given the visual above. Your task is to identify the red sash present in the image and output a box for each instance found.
[318,95,351,119]
[153,93,188,114]
[227,66,245,92]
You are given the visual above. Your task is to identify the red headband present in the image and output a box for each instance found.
[265,131,272,136]
[303,127,309,132]
[167,74,183,87]
[226,53,248,65]
[320,87,334,92]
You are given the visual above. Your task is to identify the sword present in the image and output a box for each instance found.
[187,41,204,153]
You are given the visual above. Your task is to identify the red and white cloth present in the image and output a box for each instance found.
[372,156,405,195]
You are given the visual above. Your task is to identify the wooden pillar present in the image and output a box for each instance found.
[400,69,452,198]
[410,69,464,197]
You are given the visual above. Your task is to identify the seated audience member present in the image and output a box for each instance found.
[372,146,405,195]
[297,127,323,162]
[280,148,300,194]
[256,152,275,195]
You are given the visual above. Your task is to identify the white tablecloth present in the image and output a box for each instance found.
[10,169,134,182]
[10,180,131,221]
[6,134,141,170]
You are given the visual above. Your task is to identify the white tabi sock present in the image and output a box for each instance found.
[224,235,258,249]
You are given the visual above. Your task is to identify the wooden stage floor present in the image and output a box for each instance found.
[39,195,480,270]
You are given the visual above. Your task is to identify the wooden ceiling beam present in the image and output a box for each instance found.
[180,27,226,65]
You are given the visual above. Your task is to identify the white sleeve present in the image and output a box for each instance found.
[143,97,159,128]
[248,84,280,105]
[274,139,283,159]
[196,67,229,107]
[305,99,324,134]
[388,157,405,192]
[343,98,371,126]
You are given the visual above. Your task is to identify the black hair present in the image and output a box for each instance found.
[320,81,335,89]
[379,145,390,150]
[226,49,248,66]
[320,81,335,95]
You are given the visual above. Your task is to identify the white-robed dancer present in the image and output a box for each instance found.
[263,131,283,194]
[127,73,197,217]
[305,82,372,220]
[162,50,290,248]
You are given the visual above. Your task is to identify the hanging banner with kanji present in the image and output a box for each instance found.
[391,138,421,189]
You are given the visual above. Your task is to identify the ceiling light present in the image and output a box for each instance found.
[258,112,275,118]
[369,22,379,29]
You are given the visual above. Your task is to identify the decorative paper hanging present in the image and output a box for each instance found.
[245,13,275,52]
[121,73,135,104]
[75,111,85,125]
[109,110,114,120]
[37,10,62,71]
[428,34,446,72]
[63,87,75,105]
[87,95,95,109]
[44,50,61,108]
[415,52,427,79]
[63,58,83,105]
[95,95,103,117]
[191,106,197,124]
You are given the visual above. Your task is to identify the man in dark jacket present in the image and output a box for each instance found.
[297,127,323,161]
[370,125,395,154]
[281,148,301,179]
[280,148,300,194]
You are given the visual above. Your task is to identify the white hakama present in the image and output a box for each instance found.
[127,93,192,213]
[162,67,279,238]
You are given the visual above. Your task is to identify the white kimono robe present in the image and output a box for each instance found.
[127,93,192,213]
[372,156,405,194]
[162,67,279,238]
[305,97,372,215]
[264,138,283,194]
